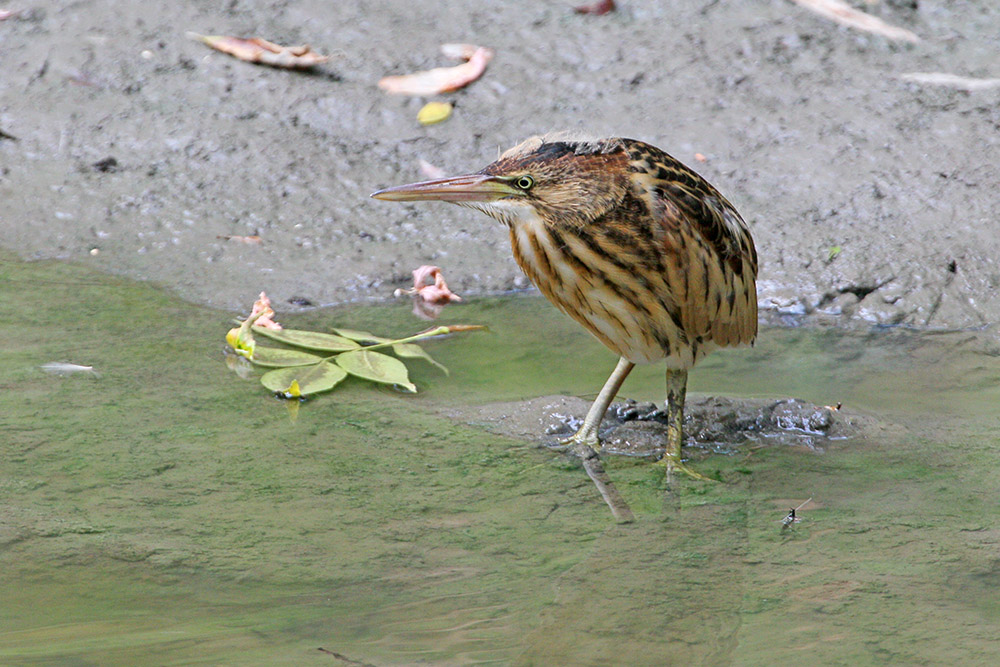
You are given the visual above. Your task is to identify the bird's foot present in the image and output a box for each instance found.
[655,454,717,483]
[559,431,601,458]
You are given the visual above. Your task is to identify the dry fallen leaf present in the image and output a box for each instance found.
[899,72,1000,91]
[575,0,616,15]
[418,159,447,180]
[394,265,462,320]
[791,0,919,42]
[218,234,263,244]
[417,101,453,125]
[378,45,493,95]
[439,43,479,61]
[187,32,330,68]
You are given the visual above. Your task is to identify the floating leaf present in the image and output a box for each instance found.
[252,327,360,352]
[261,361,348,397]
[250,346,325,368]
[392,343,449,375]
[332,329,391,345]
[226,323,256,358]
[417,101,453,126]
[336,349,416,392]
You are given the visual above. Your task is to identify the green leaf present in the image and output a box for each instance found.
[827,245,843,261]
[393,342,449,375]
[336,349,417,392]
[252,327,360,352]
[260,361,348,397]
[250,346,325,368]
[332,328,391,345]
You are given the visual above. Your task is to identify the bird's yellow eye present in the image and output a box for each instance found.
[514,175,534,191]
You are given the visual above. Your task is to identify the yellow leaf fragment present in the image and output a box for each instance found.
[417,101,453,125]
[378,46,493,95]
[287,379,302,398]
[188,32,330,68]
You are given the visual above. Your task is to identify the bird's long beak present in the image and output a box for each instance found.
[371,174,514,203]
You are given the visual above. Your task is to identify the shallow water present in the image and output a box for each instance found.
[2,253,999,665]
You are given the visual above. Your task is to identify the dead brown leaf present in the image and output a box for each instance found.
[187,32,330,68]
[378,45,493,95]
[418,159,447,180]
[249,291,282,330]
[574,0,616,15]
[439,43,479,61]
[791,0,919,42]
[394,265,462,320]
[218,234,262,244]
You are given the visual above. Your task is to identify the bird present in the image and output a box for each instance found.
[372,134,758,481]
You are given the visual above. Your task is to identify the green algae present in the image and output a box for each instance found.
[2,252,1000,665]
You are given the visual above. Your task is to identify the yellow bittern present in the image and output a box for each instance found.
[372,135,758,480]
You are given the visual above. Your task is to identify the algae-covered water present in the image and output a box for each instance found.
[2,252,999,665]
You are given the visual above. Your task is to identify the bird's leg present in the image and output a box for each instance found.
[561,356,635,452]
[657,368,715,483]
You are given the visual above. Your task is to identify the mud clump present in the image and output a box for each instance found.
[448,394,870,462]
[542,396,852,460]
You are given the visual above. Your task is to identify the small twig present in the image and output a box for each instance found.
[361,324,485,353]
[791,0,919,42]
[899,72,1000,92]
[316,648,377,667]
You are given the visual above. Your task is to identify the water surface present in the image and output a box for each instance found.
[2,254,998,665]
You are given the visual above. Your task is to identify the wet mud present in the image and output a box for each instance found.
[1,1,999,333]
[444,392,884,463]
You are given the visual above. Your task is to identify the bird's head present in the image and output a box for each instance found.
[371,135,632,227]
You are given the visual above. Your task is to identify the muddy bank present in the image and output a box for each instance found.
[2,1,999,330]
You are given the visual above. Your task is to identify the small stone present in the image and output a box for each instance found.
[92,156,119,173]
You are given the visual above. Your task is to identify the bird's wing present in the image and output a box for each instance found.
[642,174,759,350]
